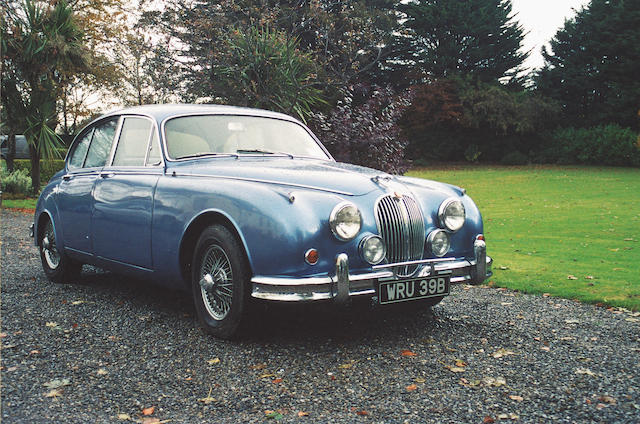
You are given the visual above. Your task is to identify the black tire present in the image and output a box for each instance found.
[191,224,250,339]
[39,218,82,283]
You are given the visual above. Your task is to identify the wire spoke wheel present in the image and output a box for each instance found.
[42,221,60,269]
[199,245,234,320]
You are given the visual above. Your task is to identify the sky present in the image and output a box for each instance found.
[511,0,591,71]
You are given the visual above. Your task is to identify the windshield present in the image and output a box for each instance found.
[164,115,330,160]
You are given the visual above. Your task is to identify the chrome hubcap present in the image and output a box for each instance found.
[42,223,60,269]
[199,245,233,320]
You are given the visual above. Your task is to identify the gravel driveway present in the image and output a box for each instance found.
[1,209,639,423]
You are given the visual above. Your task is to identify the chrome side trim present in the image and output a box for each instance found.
[251,276,332,286]
[172,172,354,196]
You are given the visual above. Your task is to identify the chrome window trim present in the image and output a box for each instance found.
[160,112,333,163]
[108,115,162,168]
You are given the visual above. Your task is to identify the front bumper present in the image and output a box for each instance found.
[251,240,493,303]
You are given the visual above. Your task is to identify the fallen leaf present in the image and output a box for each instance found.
[0,333,7,338]
[117,413,131,420]
[251,363,267,370]
[71,300,86,305]
[567,275,578,280]
[142,406,155,416]
[482,376,507,387]
[540,346,550,352]
[45,322,59,328]
[492,348,516,359]
[97,368,108,376]
[338,362,354,369]
[598,395,616,405]
[585,275,594,280]
[414,377,426,383]
[259,373,276,379]
[483,416,495,423]
[626,318,640,322]
[356,410,368,416]
[207,358,221,365]
[297,411,310,417]
[575,368,596,376]
[45,389,63,398]
[141,418,160,424]
[406,384,417,391]
[30,350,40,355]
[198,396,216,404]
[454,359,467,367]
[43,378,70,389]
[497,413,520,420]
[595,403,608,410]
[445,365,465,373]
[265,410,284,420]
[400,350,417,357]
[500,302,513,306]
[272,378,283,384]
[542,293,551,297]
[509,395,524,402]
[498,266,509,270]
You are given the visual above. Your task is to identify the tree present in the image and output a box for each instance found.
[141,0,399,105]
[396,0,528,84]
[536,0,640,129]
[213,26,324,121]
[2,0,89,191]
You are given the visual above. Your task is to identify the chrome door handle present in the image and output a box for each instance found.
[100,173,115,179]
[62,175,72,181]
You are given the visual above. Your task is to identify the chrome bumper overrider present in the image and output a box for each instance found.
[251,241,493,303]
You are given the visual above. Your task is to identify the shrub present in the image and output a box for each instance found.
[0,167,33,195]
[309,85,411,174]
[501,151,529,165]
[547,125,640,166]
[12,159,65,184]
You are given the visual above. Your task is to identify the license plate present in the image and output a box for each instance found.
[378,276,450,305]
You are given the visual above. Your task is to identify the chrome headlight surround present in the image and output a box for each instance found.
[329,201,362,241]
[359,235,386,265]
[427,229,450,257]
[438,198,466,232]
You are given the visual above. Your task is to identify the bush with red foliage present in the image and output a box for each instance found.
[309,85,411,174]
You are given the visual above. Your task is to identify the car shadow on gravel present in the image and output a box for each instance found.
[69,267,438,345]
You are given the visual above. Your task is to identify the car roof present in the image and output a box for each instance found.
[101,104,301,124]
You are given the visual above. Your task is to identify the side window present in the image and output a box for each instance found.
[113,117,153,166]
[68,129,93,170]
[84,119,118,168]
[146,131,162,166]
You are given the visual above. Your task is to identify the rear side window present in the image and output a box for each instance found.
[112,117,153,166]
[84,119,117,168]
[68,130,93,170]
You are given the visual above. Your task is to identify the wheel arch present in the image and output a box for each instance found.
[35,210,56,247]
[178,210,253,290]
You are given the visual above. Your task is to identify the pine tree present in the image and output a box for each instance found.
[536,0,640,129]
[395,0,528,84]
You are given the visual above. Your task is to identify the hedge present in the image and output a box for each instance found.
[6,159,66,184]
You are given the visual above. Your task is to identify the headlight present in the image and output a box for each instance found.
[329,202,362,241]
[438,198,465,232]
[359,235,386,264]
[427,229,450,257]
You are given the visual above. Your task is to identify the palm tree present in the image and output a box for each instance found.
[1,0,89,191]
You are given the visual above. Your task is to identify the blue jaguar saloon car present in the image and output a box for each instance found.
[33,104,492,338]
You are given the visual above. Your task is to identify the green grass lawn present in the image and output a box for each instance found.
[2,197,37,210]
[408,165,640,311]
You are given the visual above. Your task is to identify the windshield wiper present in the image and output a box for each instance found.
[236,149,294,159]
[174,152,238,160]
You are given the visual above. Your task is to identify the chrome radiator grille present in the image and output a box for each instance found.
[375,195,425,276]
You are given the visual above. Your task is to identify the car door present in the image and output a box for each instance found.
[57,118,118,255]
[91,116,162,269]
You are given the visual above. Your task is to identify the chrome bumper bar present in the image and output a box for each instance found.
[251,241,492,303]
